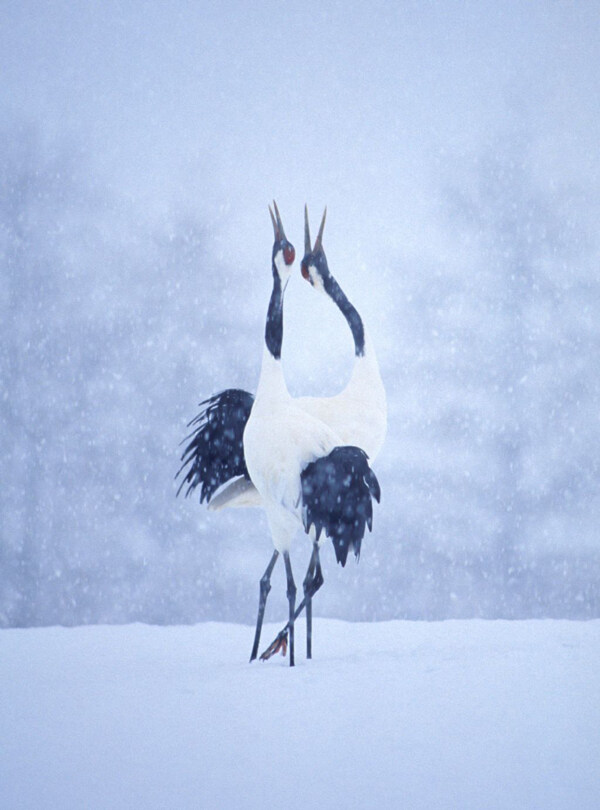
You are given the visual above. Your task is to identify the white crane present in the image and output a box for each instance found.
[177,203,380,666]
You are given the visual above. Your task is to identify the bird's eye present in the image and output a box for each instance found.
[283,244,295,266]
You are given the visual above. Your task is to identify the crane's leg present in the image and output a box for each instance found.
[304,542,324,659]
[283,551,297,667]
[250,550,279,662]
[304,549,316,660]
[260,545,324,662]
[304,543,323,658]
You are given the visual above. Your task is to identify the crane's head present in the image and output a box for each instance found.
[300,205,330,294]
[269,201,295,285]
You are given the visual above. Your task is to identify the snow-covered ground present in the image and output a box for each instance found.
[2,619,599,810]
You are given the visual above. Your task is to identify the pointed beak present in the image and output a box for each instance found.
[313,206,327,252]
[269,201,295,265]
[304,204,312,255]
[269,204,279,240]
[270,199,288,243]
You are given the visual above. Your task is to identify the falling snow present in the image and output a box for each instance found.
[1,10,599,622]
[2,5,599,807]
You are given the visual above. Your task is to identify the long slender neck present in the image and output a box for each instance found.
[323,274,365,357]
[256,269,289,402]
[265,272,284,360]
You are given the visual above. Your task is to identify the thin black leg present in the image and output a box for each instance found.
[304,544,323,659]
[260,545,324,662]
[283,551,296,667]
[303,543,318,659]
[250,550,279,662]
[305,591,312,660]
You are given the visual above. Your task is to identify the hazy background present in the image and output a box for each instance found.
[2,0,599,627]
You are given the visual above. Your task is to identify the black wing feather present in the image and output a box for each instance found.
[301,446,381,567]
[176,388,254,504]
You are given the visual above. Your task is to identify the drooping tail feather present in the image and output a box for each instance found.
[176,388,254,504]
[300,446,380,566]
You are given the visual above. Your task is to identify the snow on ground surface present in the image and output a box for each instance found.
[1,619,599,810]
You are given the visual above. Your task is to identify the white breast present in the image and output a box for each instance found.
[296,331,387,460]
[243,345,345,549]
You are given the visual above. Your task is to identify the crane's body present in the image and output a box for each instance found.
[208,208,386,514]
[244,349,345,551]
[207,340,385,513]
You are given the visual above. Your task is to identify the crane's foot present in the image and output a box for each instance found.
[259,630,288,661]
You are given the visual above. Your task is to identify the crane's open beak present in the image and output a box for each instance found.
[303,205,327,255]
[269,201,295,265]
[314,206,327,252]
[269,200,287,242]
[302,205,327,282]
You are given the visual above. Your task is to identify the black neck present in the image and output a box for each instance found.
[265,272,284,359]
[324,274,365,357]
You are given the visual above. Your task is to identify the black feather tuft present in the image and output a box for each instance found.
[300,446,380,567]
[176,389,254,504]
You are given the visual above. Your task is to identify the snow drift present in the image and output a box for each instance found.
[2,619,599,809]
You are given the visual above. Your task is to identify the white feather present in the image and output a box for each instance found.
[296,330,387,460]
[243,349,343,551]
[219,323,387,512]
[207,477,262,511]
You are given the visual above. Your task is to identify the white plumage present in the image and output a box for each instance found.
[243,351,344,550]
[210,206,386,513]
[177,203,384,666]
